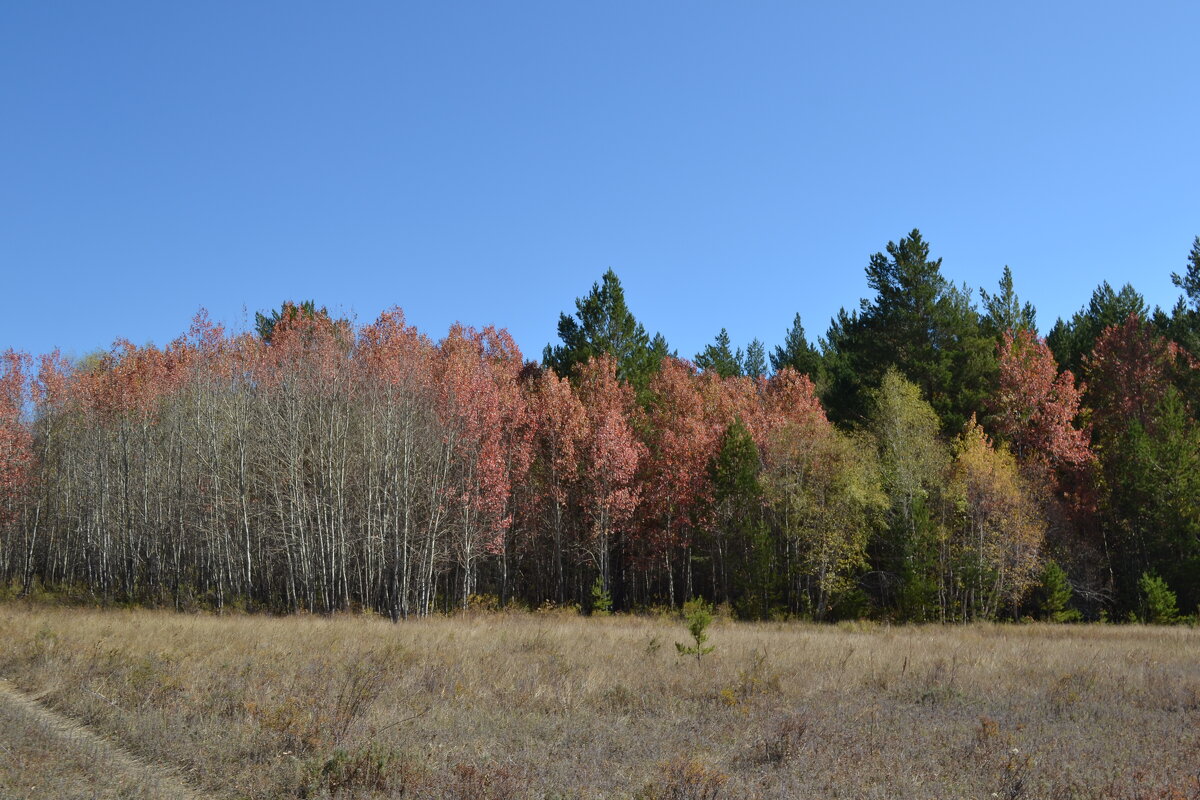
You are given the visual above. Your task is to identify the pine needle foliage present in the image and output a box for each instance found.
[676,598,716,663]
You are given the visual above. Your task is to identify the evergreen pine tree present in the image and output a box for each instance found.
[1170,236,1200,311]
[742,339,768,379]
[544,269,667,394]
[255,300,341,344]
[980,266,1037,340]
[708,418,771,615]
[1036,561,1080,622]
[821,230,995,431]
[1161,237,1200,382]
[1047,282,1147,375]
[770,313,821,379]
[695,329,742,378]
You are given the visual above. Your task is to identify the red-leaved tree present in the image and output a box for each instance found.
[575,355,645,600]
[994,329,1090,469]
[522,366,588,603]
[0,351,33,523]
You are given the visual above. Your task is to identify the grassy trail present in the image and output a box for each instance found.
[0,678,210,800]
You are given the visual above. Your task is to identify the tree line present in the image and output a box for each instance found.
[1,229,1198,622]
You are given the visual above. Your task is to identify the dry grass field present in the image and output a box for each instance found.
[1,605,1198,800]
[0,675,202,800]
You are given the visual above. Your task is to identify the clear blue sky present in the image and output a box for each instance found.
[3,2,1198,364]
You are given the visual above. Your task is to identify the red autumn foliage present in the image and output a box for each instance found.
[439,325,515,552]
[0,351,34,520]
[575,356,646,587]
[525,366,587,522]
[642,358,718,551]
[31,350,71,414]
[761,367,828,447]
[262,306,350,386]
[437,324,534,578]
[1085,314,1179,437]
[994,329,1091,470]
[358,308,436,392]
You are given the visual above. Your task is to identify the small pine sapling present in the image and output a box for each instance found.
[1038,561,1080,622]
[590,576,612,616]
[1139,572,1179,624]
[676,598,715,663]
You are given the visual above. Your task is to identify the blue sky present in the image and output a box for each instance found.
[2,2,1198,364]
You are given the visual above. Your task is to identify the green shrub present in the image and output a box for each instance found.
[1139,572,1179,624]
[1037,561,1081,622]
[675,598,715,663]
[590,577,612,616]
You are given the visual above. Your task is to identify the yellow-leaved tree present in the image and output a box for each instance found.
[763,372,887,620]
[945,417,1045,620]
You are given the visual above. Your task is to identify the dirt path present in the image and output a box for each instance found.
[0,678,210,800]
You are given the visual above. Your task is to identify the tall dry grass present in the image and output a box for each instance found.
[1,605,1199,799]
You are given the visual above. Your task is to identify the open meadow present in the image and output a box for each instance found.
[1,607,1199,799]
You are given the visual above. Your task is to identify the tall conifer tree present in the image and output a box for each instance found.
[770,313,821,379]
[980,266,1037,340]
[695,329,742,378]
[822,230,994,431]
[544,269,667,394]
[1047,282,1147,375]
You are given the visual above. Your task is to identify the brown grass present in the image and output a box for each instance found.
[0,677,202,800]
[1,606,1199,799]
